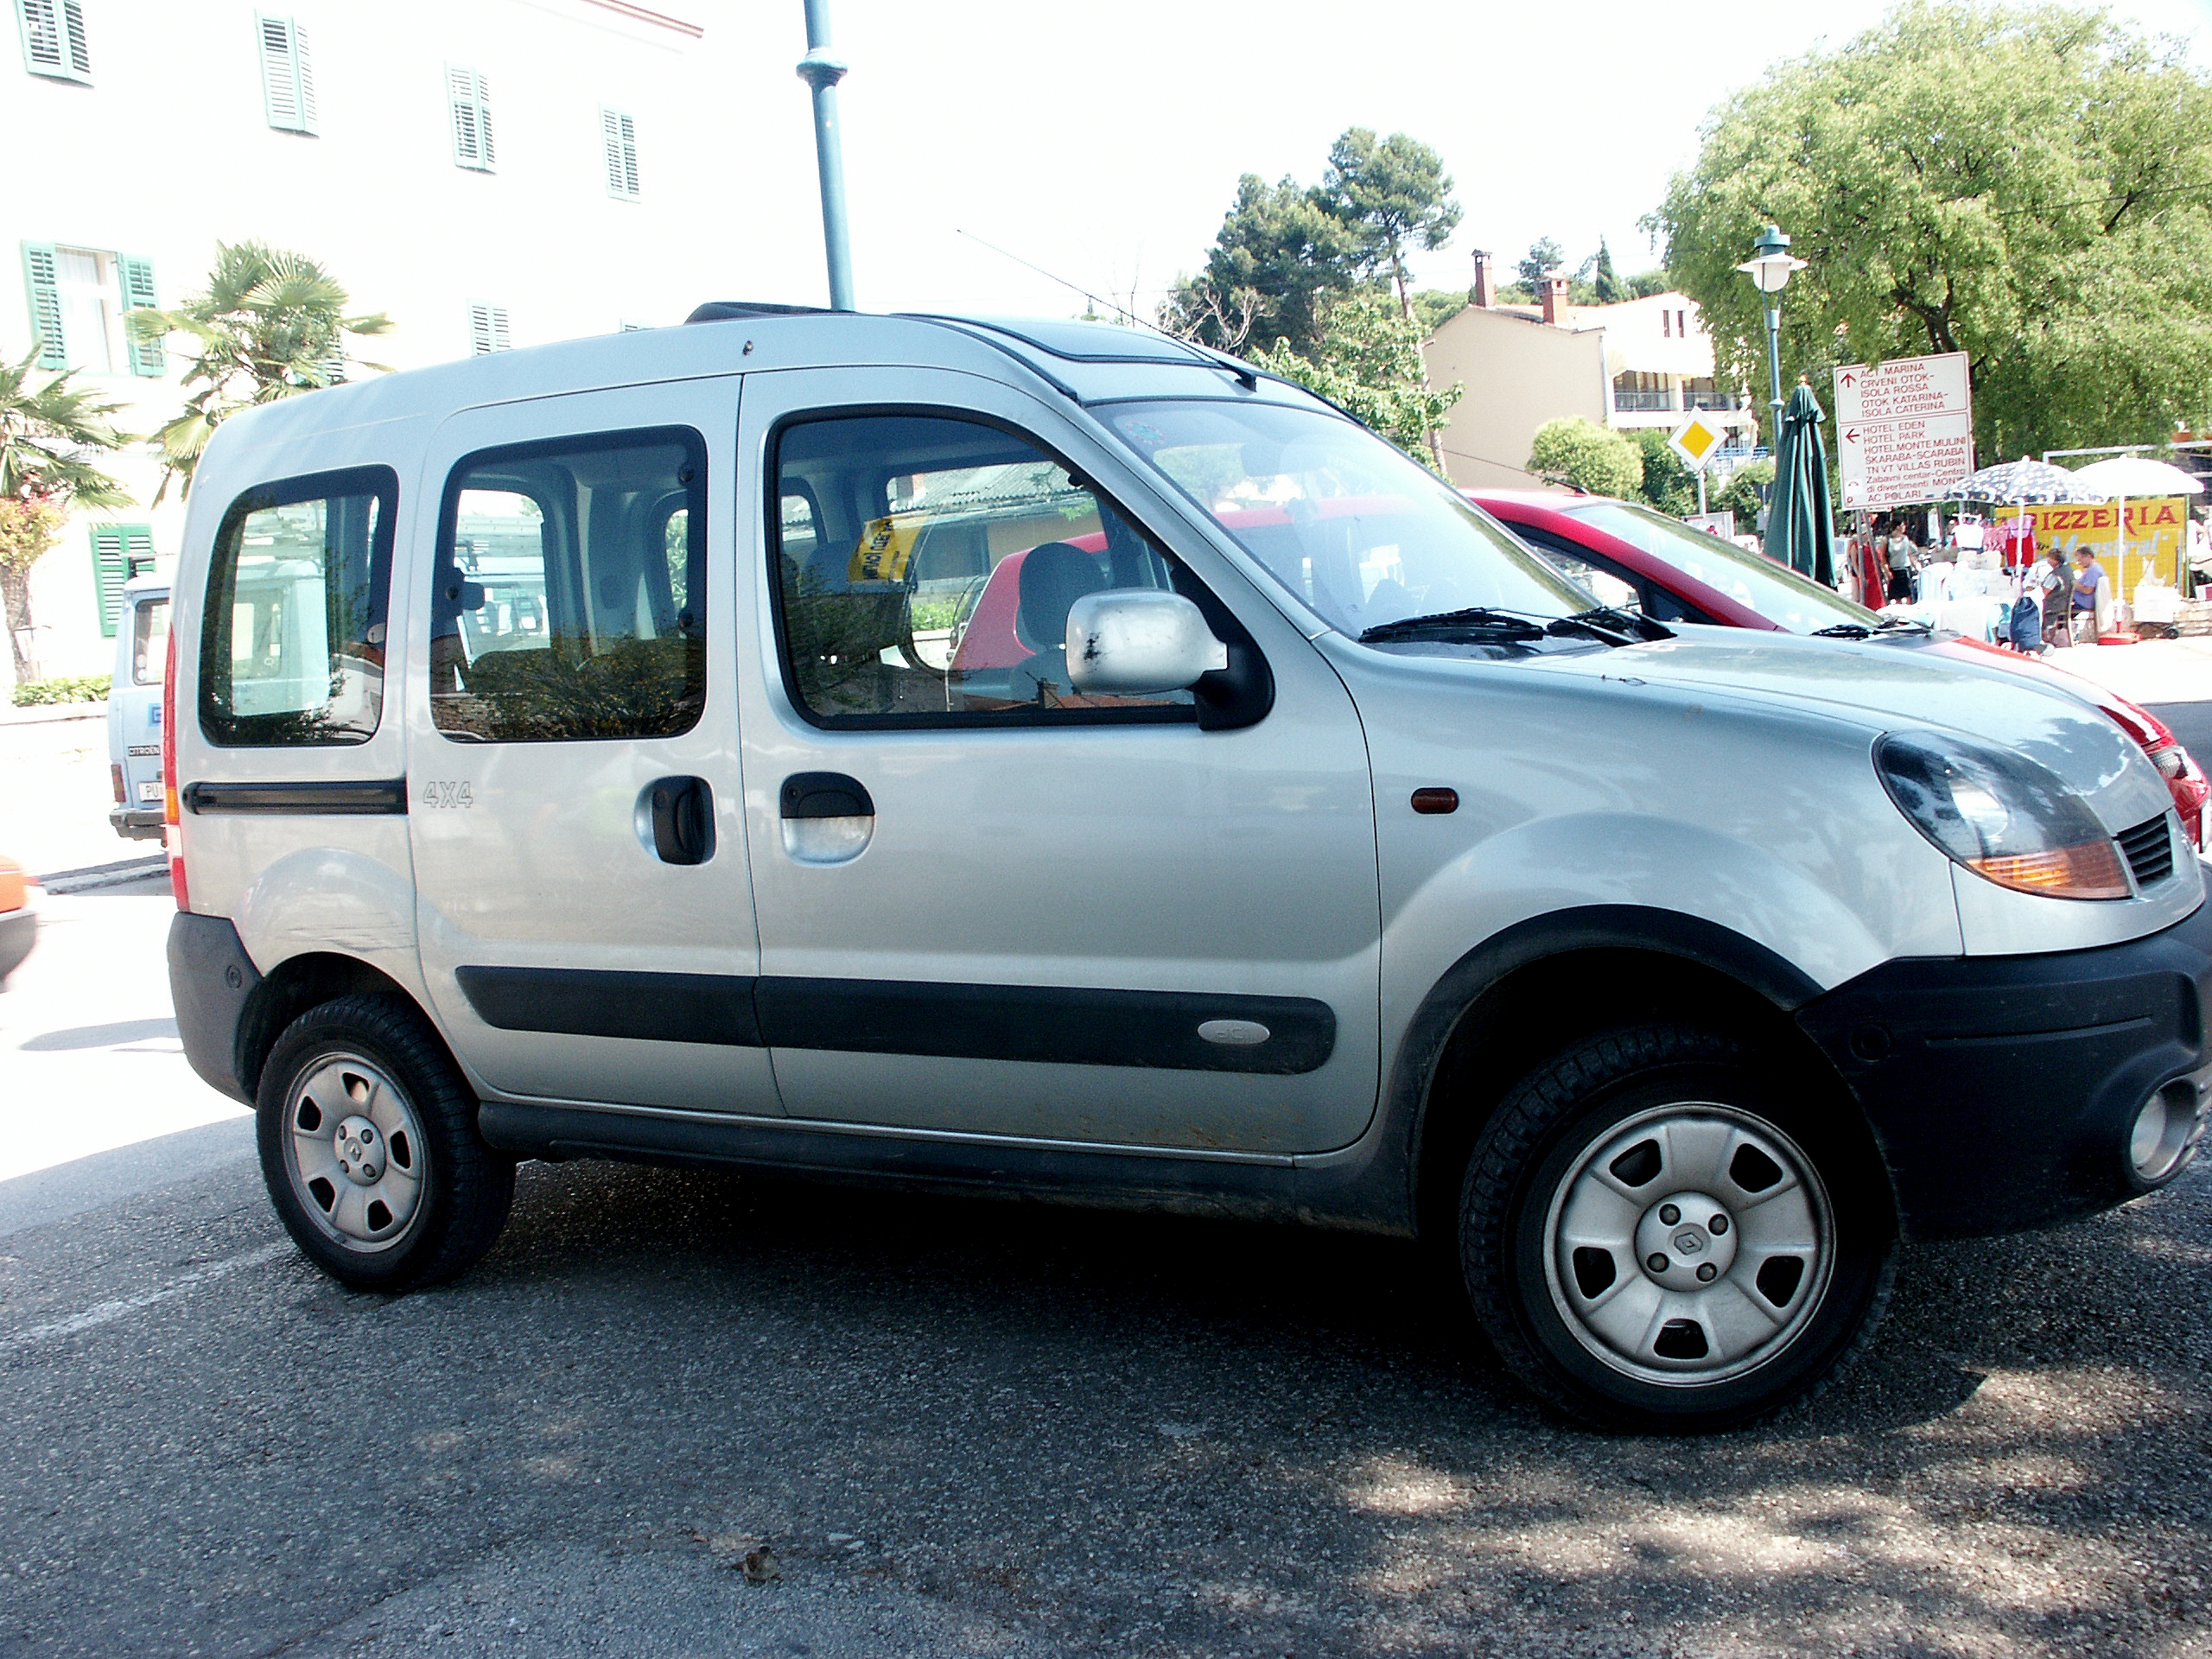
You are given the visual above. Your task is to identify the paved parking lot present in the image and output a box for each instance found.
[3,882,2211,1658]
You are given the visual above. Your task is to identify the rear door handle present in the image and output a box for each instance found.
[639,776,715,866]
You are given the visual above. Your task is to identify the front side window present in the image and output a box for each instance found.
[1105,400,1592,640]
[430,428,704,743]
[771,413,1195,726]
[200,467,396,746]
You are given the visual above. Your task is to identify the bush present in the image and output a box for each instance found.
[10,674,110,707]
[1713,459,1776,528]
[1528,416,1643,498]
[1630,429,1698,518]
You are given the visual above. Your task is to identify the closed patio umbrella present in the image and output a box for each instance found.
[1763,381,1834,585]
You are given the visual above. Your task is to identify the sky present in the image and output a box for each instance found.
[694,0,2212,322]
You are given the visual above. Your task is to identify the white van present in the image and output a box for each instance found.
[105,575,170,841]
[162,309,2211,1430]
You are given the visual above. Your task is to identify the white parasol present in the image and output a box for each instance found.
[2067,456,2205,606]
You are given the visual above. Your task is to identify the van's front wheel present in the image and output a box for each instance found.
[257,995,514,1292]
[1460,1023,1895,1432]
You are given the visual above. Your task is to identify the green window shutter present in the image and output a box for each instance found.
[448,65,493,170]
[256,14,315,134]
[87,524,156,638]
[17,0,92,83]
[119,255,163,375]
[88,525,128,638]
[21,241,65,369]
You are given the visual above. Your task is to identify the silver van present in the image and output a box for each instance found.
[162,309,2212,1430]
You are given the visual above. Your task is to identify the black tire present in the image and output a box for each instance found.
[1459,1022,1895,1433]
[257,994,514,1292]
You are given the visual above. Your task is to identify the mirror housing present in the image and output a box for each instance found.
[1066,589,1229,696]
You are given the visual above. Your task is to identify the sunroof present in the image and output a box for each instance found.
[914,315,1220,365]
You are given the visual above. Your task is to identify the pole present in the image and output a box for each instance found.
[1764,302,1784,451]
[796,0,855,311]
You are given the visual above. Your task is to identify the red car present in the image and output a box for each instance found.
[1476,489,2210,847]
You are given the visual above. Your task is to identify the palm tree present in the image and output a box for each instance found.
[0,346,131,684]
[130,241,391,500]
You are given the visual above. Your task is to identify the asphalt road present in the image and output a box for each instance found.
[2148,701,2212,767]
[3,886,2212,1657]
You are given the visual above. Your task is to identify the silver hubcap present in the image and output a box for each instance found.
[283,1054,426,1252]
[1543,1106,1834,1387]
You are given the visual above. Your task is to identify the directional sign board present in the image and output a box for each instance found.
[1833,352,1974,510]
[1667,412,1728,473]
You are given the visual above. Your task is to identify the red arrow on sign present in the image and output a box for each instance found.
[1840,371,1858,388]
[1844,427,1860,443]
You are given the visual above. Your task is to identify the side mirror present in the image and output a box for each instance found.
[1066,589,1229,696]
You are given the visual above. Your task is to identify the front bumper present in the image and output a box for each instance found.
[1798,897,2212,1237]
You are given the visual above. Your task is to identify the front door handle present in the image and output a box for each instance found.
[639,776,715,866]
[779,772,874,865]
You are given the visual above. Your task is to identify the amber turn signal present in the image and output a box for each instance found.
[1967,839,2130,901]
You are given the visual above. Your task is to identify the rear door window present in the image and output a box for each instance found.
[200,467,397,746]
[430,427,706,742]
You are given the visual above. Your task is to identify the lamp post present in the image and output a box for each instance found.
[1734,225,1806,453]
[796,0,855,311]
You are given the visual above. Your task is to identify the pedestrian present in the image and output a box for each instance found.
[1885,519,1916,603]
[2070,548,2104,645]
[2035,550,2068,648]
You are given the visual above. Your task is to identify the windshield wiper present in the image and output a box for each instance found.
[1358,607,1548,645]
[1556,606,1672,645]
[1812,622,1872,639]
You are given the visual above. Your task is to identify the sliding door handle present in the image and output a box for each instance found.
[639,776,715,866]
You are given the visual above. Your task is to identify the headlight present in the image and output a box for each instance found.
[1875,732,2130,900]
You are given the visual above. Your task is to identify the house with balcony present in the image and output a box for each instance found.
[1421,253,1760,492]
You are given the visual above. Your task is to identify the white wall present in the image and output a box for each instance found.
[3,0,817,685]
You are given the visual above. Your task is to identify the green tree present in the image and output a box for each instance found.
[1648,2,2212,460]
[1411,288,1470,335]
[1528,416,1643,498]
[1713,458,1777,528]
[1255,289,1461,469]
[1319,128,1463,320]
[130,240,392,499]
[1516,238,1566,291]
[1630,428,1698,515]
[1160,174,1357,355]
[0,346,131,683]
[1624,269,1671,299]
[1590,239,1624,304]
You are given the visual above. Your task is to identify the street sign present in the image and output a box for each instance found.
[1667,413,1727,472]
[1832,352,1974,510]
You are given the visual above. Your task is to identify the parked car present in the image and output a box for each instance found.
[106,575,171,841]
[1477,489,2211,846]
[162,311,2211,1431]
[0,854,36,988]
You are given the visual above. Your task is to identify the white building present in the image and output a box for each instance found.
[1421,253,1760,493]
[3,0,769,688]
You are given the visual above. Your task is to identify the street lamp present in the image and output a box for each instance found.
[1735,224,1806,450]
[796,0,855,311]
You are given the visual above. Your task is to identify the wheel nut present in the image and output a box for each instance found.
[1646,1253,1669,1274]
[1696,1262,1717,1282]
[1658,1204,1681,1225]
[1709,1214,1729,1236]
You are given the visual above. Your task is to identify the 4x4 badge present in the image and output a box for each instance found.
[420,780,474,809]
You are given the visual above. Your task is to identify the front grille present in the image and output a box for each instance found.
[2118,814,2176,889]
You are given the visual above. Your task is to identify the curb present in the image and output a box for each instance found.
[37,855,168,895]
[0,702,108,728]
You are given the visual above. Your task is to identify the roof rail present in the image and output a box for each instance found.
[684,301,836,323]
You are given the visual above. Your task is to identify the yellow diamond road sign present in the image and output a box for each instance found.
[1668,413,1726,471]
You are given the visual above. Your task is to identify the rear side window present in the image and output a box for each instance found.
[200,467,396,746]
[431,427,704,743]
[132,595,170,685]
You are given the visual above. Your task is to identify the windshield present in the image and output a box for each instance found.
[1105,401,1595,639]
[1561,499,1875,634]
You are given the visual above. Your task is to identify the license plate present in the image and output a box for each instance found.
[137,780,161,804]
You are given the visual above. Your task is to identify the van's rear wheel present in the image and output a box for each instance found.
[1459,1022,1894,1432]
[257,995,514,1292]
